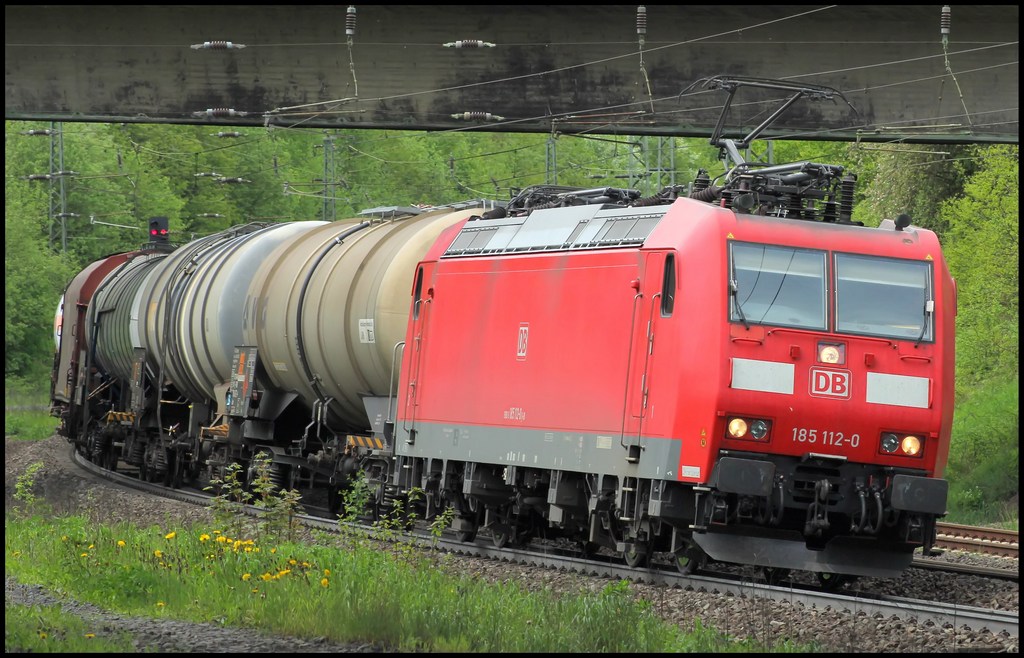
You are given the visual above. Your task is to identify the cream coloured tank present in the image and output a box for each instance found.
[243,207,480,428]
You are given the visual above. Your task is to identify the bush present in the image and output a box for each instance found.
[945,375,1019,524]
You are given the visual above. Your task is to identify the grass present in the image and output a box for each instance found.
[4,383,58,441]
[5,603,142,652]
[944,375,1019,526]
[5,374,1017,651]
[3,514,810,653]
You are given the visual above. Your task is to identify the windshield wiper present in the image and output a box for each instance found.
[914,299,934,347]
[729,258,750,330]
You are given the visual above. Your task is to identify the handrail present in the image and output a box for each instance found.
[619,291,643,451]
[403,298,431,435]
[386,340,406,428]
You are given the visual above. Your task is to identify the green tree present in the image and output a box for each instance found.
[4,179,76,383]
[847,143,977,234]
[940,145,1019,393]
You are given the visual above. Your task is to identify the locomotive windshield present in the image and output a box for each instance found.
[835,253,933,341]
[728,243,935,341]
[729,242,827,331]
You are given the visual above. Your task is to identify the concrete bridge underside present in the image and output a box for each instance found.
[4,5,1018,144]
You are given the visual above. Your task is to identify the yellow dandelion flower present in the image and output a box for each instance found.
[117,540,126,547]
[270,547,277,554]
[154,549,163,558]
[320,578,329,588]
[156,601,165,608]
[165,531,176,540]
[199,534,211,542]
[85,633,96,639]
[38,631,47,640]
[277,569,291,577]
[244,546,253,553]
[289,559,297,566]
[216,535,228,543]
[80,552,88,557]
[61,535,68,541]
[242,573,252,581]
[213,530,221,534]
[324,568,331,576]
[301,561,310,568]
[251,588,259,593]
[261,573,272,581]
[88,544,94,549]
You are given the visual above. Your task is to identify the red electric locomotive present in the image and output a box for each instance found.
[392,78,954,581]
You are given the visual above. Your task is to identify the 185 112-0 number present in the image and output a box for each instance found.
[791,428,860,448]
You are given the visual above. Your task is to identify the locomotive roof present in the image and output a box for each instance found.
[441,203,673,258]
[440,197,942,262]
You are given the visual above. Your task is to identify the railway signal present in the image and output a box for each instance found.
[148,216,169,243]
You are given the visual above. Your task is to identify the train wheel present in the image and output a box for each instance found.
[137,444,150,481]
[103,440,119,472]
[623,543,650,568]
[816,572,851,590]
[141,443,165,483]
[88,430,105,465]
[762,567,790,585]
[457,507,482,543]
[166,451,185,489]
[491,527,510,548]
[487,504,515,548]
[673,542,706,575]
[327,485,343,516]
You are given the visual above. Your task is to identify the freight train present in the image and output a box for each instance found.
[49,78,955,585]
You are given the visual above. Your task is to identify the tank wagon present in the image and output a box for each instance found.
[51,77,954,583]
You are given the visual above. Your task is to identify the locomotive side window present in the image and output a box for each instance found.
[729,242,826,330]
[661,254,676,317]
[412,267,424,320]
[835,254,933,341]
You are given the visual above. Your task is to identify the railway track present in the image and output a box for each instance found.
[71,448,1019,576]
[935,521,1019,559]
[69,448,1018,638]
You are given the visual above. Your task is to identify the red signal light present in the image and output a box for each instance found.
[148,217,169,242]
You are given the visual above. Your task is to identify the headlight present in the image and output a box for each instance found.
[727,418,748,438]
[817,342,846,365]
[726,417,771,441]
[901,435,922,456]
[879,432,924,457]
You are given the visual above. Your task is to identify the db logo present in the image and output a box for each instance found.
[809,367,851,399]
[516,323,529,361]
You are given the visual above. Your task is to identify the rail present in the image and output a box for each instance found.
[935,521,1019,559]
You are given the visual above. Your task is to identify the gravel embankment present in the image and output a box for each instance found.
[5,434,1018,653]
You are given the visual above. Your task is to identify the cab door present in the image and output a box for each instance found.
[622,251,676,461]
[399,266,431,445]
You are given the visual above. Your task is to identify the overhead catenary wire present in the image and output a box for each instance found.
[9,5,1016,220]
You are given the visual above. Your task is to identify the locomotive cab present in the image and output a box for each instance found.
[677,208,955,577]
